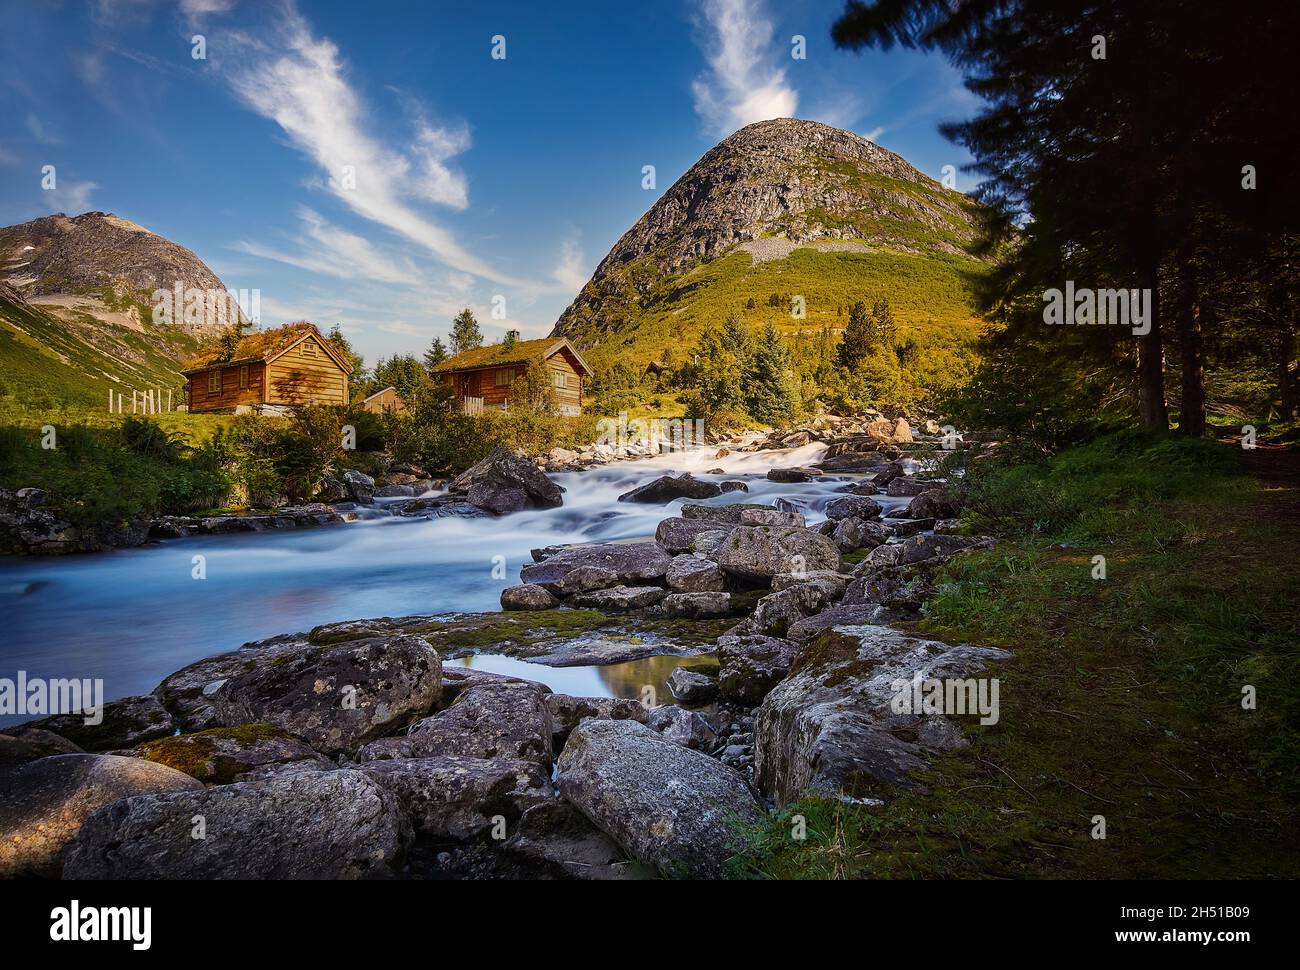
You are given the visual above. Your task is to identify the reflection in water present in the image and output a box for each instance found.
[1,442,918,726]
[455,652,720,708]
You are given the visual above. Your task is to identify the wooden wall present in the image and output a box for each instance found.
[265,336,349,407]
[439,347,586,414]
[187,361,266,412]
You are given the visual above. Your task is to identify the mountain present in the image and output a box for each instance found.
[0,212,233,409]
[550,118,989,374]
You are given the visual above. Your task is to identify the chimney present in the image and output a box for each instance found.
[506,329,520,341]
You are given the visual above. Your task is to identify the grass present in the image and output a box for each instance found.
[731,432,1300,879]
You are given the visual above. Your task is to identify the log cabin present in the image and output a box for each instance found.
[361,386,406,415]
[430,334,592,416]
[182,322,352,414]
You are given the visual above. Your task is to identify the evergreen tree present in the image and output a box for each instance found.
[326,324,364,374]
[745,323,800,424]
[423,336,448,370]
[837,300,873,369]
[870,298,897,349]
[449,309,483,355]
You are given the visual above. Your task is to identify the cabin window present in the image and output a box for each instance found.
[495,368,513,387]
[302,340,316,356]
[239,365,249,389]
[208,370,221,394]
[551,370,568,389]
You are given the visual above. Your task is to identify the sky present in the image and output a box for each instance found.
[0,0,980,365]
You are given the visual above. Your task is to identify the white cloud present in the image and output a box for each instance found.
[552,236,587,293]
[44,179,99,213]
[211,4,515,285]
[863,126,885,142]
[237,207,424,286]
[691,0,798,136]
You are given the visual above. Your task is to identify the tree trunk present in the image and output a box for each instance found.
[1176,256,1206,437]
[1281,309,1297,421]
[1137,261,1169,430]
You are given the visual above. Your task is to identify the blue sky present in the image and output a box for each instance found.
[0,0,979,364]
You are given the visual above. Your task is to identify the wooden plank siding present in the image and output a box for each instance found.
[440,348,584,414]
[187,361,266,411]
[185,332,349,412]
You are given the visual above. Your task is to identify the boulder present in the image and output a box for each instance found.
[692,530,731,559]
[719,480,749,493]
[63,768,411,879]
[895,533,995,565]
[830,517,890,553]
[617,473,721,503]
[661,590,732,618]
[656,516,733,555]
[504,801,651,880]
[21,694,174,752]
[153,637,310,732]
[557,719,763,878]
[645,705,718,750]
[0,728,82,767]
[767,467,820,483]
[891,418,914,444]
[772,569,848,596]
[747,580,838,637]
[341,469,375,504]
[666,667,718,705]
[665,554,728,592]
[359,682,552,767]
[836,480,879,496]
[500,583,560,611]
[0,754,202,878]
[557,565,621,594]
[885,477,927,497]
[755,625,1011,804]
[520,541,672,591]
[209,635,442,756]
[570,585,667,610]
[680,502,776,523]
[786,603,890,642]
[716,526,840,581]
[885,517,936,538]
[908,487,962,519]
[824,495,883,521]
[360,756,551,840]
[737,508,806,528]
[546,694,648,748]
[717,634,800,706]
[872,462,906,486]
[449,447,564,514]
[134,724,327,784]
[373,484,415,498]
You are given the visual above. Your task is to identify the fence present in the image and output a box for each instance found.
[462,395,485,415]
[109,387,177,414]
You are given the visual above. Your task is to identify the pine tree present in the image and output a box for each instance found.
[870,298,897,349]
[449,309,483,355]
[837,301,873,370]
[423,336,448,370]
[746,323,799,424]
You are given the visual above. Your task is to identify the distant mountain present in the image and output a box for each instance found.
[550,118,989,371]
[0,212,234,409]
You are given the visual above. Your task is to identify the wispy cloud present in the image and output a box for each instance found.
[236,207,424,286]
[208,3,514,285]
[552,235,587,293]
[43,179,99,213]
[691,0,798,136]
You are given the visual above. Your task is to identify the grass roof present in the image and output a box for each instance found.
[183,322,338,371]
[431,337,573,373]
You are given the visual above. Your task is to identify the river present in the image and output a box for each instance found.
[0,441,917,727]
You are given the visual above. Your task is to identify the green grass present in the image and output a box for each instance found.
[731,433,1300,879]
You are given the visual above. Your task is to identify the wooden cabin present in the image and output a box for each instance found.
[430,335,592,416]
[361,386,406,415]
[182,322,352,413]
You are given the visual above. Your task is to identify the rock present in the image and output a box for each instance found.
[617,473,721,503]
[908,487,962,519]
[520,541,672,591]
[0,728,82,767]
[393,495,490,519]
[781,431,812,448]
[341,469,375,504]
[546,694,648,748]
[767,467,821,483]
[359,682,552,767]
[843,567,932,612]
[692,530,731,559]
[153,637,309,732]
[895,533,995,565]
[925,419,941,434]
[666,668,718,705]
[748,580,838,637]
[0,487,85,554]
[680,502,775,523]
[373,484,415,498]
[719,480,749,493]
[63,768,411,879]
[570,585,667,610]
[661,591,732,618]
[885,476,927,497]
[0,754,202,878]
[830,516,890,552]
[891,418,913,444]
[772,569,848,596]
[824,495,883,521]
[864,543,903,567]
[836,480,879,495]
[885,517,936,538]
[505,800,651,880]
[716,526,840,581]
[755,625,1011,805]
[737,508,806,528]
[360,756,551,840]
[15,486,45,508]
[134,724,327,783]
[557,719,762,878]
[786,603,890,641]
[666,554,728,592]
[872,462,906,486]
[20,694,175,752]
[449,446,565,514]
[656,516,733,555]
[717,635,800,706]
[209,635,442,756]
[557,565,621,594]
[315,475,350,503]
[500,583,560,611]
[645,706,718,750]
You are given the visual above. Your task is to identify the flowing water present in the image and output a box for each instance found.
[0,442,918,727]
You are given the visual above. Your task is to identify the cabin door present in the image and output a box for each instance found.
[459,372,480,398]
